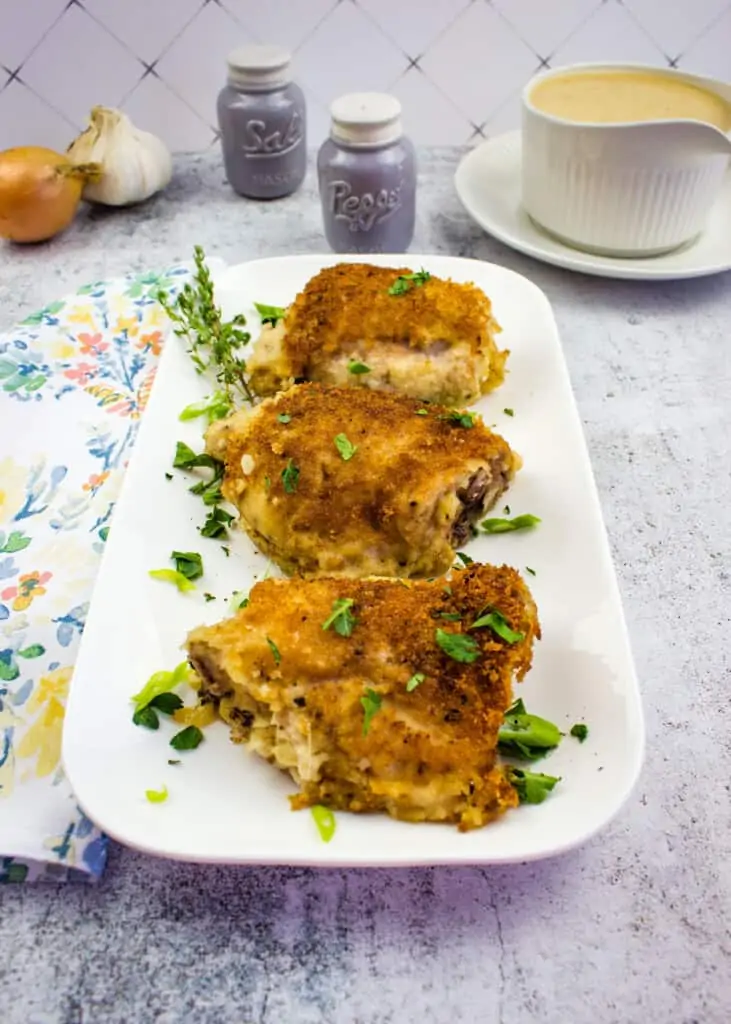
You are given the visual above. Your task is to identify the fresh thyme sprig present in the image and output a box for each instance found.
[158,245,254,406]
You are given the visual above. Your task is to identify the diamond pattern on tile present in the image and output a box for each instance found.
[481,89,523,140]
[678,6,731,80]
[420,2,539,126]
[357,0,471,60]
[81,0,204,66]
[0,0,67,71]
[491,0,604,60]
[295,0,407,106]
[122,73,215,153]
[155,2,255,127]
[390,67,473,144]
[622,0,731,61]
[222,0,337,52]
[551,1,667,67]
[20,4,143,130]
[0,79,77,150]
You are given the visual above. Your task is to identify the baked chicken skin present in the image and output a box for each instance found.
[247,263,508,406]
[205,383,520,578]
[186,564,540,832]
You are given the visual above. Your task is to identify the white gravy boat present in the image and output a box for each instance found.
[521,63,731,257]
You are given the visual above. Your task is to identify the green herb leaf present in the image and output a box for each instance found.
[503,505,511,515]
[131,661,190,711]
[415,408,429,416]
[201,507,235,538]
[481,514,541,534]
[503,408,514,417]
[311,804,336,842]
[148,568,196,592]
[204,592,215,602]
[570,723,589,742]
[157,246,254,406]
[525,566,536,576]
[388,269,431,296]
[435,628,480,663]
[360,688,383,735]
[145,785,168,804]
[470,607,525,644]
[322,597,357,637]
[277,413,292,424]
[406,672,425,693]
[507,767,560,804]
[164,472,173,481]
[229,590,250,613]
[334,433,357,461]
[148,692,184,715]
[455,551,474,566]
[347,359,371,375]
[173,441,220,472]
[267,637,281,665]
[439,411,476,429]
[498,699,562,760]
[179,391,232,423]
[281,458,300,494]
[168,759,181,766]
[254,302,286,326]
[170,725,204,751]
[132,706,159,730]
[436,611,462,621]
[171,550,203,581]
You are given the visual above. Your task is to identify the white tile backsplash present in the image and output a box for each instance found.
[1,0,730,153]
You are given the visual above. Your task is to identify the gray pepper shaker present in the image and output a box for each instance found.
[317,93,416,253]
[217,44,306,200]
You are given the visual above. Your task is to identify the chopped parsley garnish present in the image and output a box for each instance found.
[436,611,462,621]
[507,767,560,804]
[347,359,370,375]
[406,672,425,692]
[157,246,253,405]
[171,550,203,582]
[570,723,589,742]
[311,804,336,842]
[498,698,562,760]
[439,411,476,429]
[148,568,196,593]
[503,505,510,515]
[132,662,191,712]
[201,507,234,538]
[455,551,474,566]
[164,472,173,481]
[525,566,536,576]
[145,785,168,804]
[504,408,514,417]
[254,302,286,326]
[179,390,232,424]
[470,607,524,644]
[360,688,383,735]
[204,592,215,602]
[170,725,204,751]
[168,759,181,766]
[322,597,357,637]
[148,692,184,715]
[132,706,160,730]
[277,413,292,424]
[173,442,224,505]
[435,628,480,663]
[281,458,300,494]
[229,590,250,613]
[388,269,431,296]
[267,637,281,665]
[415,408,429,416]
[334,433,357,461]
[482,513,541,534]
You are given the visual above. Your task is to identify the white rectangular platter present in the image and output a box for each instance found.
[62,254,644,867]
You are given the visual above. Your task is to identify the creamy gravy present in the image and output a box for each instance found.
[531,70,731,130]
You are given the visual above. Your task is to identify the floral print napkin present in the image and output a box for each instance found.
[0,263,191,881]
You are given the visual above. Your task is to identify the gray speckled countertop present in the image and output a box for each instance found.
[1,150,730,1024]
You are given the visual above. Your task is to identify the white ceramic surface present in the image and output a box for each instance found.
[62,253,644,867]
[456,132,731,281]
[521,64,731,256]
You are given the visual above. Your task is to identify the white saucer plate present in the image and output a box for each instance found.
[455,131,731,281]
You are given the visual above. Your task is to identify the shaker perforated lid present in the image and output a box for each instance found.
[227,44,293,89]
[329,92,403,146]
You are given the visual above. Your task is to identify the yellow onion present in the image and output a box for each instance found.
[0,147,100,243]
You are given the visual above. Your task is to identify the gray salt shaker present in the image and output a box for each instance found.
[217,44,306,200]
[317,93,416,253]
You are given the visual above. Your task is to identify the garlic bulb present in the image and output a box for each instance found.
[67,106,172,206]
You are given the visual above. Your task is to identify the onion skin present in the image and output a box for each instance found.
[0,147,100,243]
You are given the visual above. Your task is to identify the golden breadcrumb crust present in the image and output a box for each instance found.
[186,564,540,831]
